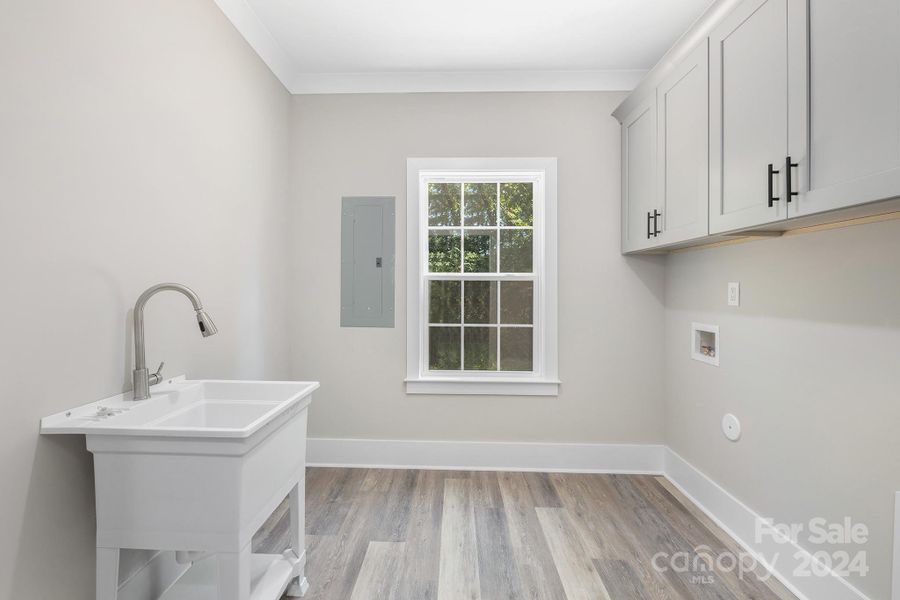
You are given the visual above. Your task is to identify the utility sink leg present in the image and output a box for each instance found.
[286,576,310,597]
[96,547,119,600]
[285,480,309,597]
[217,543,252,600]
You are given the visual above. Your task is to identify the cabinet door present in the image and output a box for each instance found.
[709,0,796,233]
[621,94,658,252]
[657,40,709,245]
[791,0,900,217]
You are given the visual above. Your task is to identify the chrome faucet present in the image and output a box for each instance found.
[132,283,218,400]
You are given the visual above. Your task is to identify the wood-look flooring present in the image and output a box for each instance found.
[252,469,797,600]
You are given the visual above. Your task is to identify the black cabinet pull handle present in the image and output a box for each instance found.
[785,156,799,202]
[768,163,781,207]
[653,210,662,237]
[646,211,652,239]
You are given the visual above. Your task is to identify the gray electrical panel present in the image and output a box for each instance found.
[341,196,395,327]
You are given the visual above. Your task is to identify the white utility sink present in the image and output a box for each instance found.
[41,376,319,600]
[42,377,317,437]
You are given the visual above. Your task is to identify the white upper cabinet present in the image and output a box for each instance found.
[616,0,900,252]
[791,0,900,217]
[709,0,806,234]
[656,40,709,245]
[620,94,658,253]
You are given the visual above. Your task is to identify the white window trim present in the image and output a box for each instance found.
[405,157,559,396]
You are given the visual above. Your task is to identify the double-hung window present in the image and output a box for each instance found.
[406,158,559,396]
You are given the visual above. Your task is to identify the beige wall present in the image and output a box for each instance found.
[664,219,900,600]
[288,92,666,444]
[0,1,291,597]
[6,4,891,595]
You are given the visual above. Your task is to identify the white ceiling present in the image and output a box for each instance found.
[214,0,713,94]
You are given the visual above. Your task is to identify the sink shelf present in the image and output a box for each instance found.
[160,552,306,600]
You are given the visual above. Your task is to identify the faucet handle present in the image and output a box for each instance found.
[149,361,165,386]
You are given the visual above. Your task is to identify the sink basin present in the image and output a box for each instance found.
[41,377,319,438]
[40,376,318,600]
[152,400,279,429]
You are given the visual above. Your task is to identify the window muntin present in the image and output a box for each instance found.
[422,177,540,375]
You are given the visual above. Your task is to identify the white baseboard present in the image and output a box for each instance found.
[307,437,665,474]
[663,448,871,600]
[117,551,189,600]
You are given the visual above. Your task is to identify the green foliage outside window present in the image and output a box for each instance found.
[425,179,535,372]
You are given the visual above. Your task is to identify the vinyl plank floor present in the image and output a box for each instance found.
[496,472,569,600]
[535,507,611,600]
[252,468,800,600]
[437,479,481,600]
[350,541,405,600]
[474,507,524,600]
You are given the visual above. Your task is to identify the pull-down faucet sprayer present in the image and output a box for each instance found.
[132,283,217,400]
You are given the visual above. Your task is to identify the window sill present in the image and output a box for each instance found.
[404,377,560,396]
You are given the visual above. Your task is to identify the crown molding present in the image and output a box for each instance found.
[289,70,647,94]
[214,0,645,95]
[213,0,298,91]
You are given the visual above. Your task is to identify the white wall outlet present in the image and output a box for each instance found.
[728,282,740,306]
[722,414,741,441]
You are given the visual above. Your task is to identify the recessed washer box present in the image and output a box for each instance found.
[691,322,719,366]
